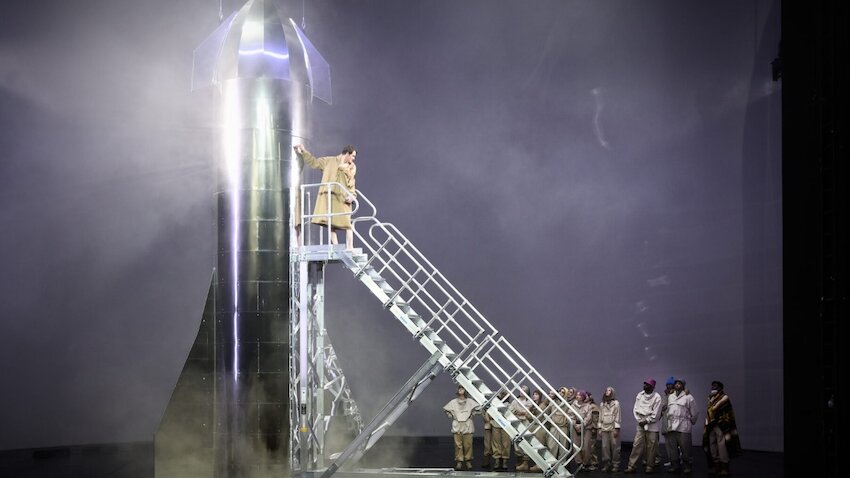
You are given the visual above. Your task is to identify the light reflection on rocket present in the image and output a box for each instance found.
[155,1,331,476]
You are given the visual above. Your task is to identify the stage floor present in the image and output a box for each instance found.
[0,437,782,478]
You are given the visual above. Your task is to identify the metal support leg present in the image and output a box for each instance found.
[321,353,445,478]
[313,263,326,468]
[298,260,311,469]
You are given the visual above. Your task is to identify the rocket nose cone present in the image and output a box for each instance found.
[232,0,290,80]
[191,0,331,104]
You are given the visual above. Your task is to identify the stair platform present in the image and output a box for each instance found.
[297,244,363,263]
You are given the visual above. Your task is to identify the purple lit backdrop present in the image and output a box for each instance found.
[0,0,782,451]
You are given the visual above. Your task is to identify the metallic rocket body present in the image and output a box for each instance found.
[155,1,330,477]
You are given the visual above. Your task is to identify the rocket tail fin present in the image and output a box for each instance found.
[154,271,216,478]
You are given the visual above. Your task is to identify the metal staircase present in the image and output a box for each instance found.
[296,183,584,478]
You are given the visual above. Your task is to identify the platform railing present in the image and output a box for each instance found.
[299,181,361,257]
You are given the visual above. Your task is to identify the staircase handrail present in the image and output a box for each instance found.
[300,182,582,475]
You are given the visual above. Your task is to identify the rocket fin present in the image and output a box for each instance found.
[289,19,332,104]
[154,272,216,478]
[191,10,239,91]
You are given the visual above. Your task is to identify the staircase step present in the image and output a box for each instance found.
[334,223,574,476]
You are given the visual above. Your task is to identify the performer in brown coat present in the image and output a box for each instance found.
[702,381,741,476]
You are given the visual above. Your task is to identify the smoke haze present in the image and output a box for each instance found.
[0,0,782,452]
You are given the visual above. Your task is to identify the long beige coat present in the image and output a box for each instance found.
[297,149,357,229]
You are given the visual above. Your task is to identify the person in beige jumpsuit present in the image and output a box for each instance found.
[598,386,622,473]
[527,389,550,473]
[482,408,493,468]
[491,389,513,470]
[573,390,594,469]
[444,386,480,471]
[510,385,532,471]
[585,392,601,470]
[546,387,573,461]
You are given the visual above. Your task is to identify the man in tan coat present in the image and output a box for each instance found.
[293,144,357,249]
